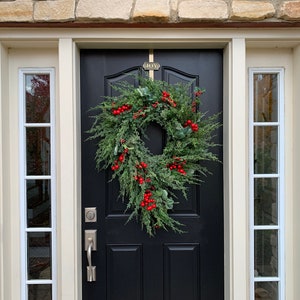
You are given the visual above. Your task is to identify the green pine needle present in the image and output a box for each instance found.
[87,75,221,236]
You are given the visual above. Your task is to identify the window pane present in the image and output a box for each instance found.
[26,74,50,123]
[254,230,278,277]
[253,74,278,122]
[254,126,278,174]
[254,178,278,225]
[28,232,51,280]
[28,284,52,300]
[26,127,50,175]
[255,281,278,300]
[27,180,51,227]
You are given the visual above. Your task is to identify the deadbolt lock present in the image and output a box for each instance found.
[85,207,97,222]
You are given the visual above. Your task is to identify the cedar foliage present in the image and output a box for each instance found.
[88,76,220,236]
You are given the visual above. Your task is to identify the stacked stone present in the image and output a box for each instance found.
[0,0,300,23]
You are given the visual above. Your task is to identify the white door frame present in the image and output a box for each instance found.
[0,28,299,300]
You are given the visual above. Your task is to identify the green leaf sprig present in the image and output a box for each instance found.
[88,76,220,236]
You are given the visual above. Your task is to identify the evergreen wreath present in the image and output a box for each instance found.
[88,76,220,236]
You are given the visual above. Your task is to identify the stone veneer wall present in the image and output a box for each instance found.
[0,0,299,24]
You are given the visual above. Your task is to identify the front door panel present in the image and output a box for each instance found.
[80,49,223,300]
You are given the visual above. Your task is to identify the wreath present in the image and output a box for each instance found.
[88,76,220,236]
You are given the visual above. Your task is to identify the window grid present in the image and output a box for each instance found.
[249,68,285,300]
[19,69,56,300]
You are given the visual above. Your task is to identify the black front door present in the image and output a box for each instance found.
[80,49,223,300]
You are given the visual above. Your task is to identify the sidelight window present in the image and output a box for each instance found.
[249,68,285,300]
[19,69,56,300]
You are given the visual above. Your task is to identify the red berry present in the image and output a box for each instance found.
[141,162,147,168]
[192,124,198,131]
[162,91,170,97]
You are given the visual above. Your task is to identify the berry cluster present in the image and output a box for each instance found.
[134,162,151,184]
[191,100,197,113]
[140,190,157,211]
[111,148,128,171]
[136,161,147,169]
[161,91,177,107]
[194,90,204,97]
[167,157,187,175]
[112,104,132,116]
[133,109,146,119]
[184,119,198,132]
[152,101,159,108]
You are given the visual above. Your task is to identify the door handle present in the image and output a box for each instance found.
[85,230,97,282]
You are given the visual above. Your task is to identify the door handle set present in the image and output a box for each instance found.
[85,229,97,282]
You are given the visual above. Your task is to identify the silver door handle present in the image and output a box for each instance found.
[85,230,97,282]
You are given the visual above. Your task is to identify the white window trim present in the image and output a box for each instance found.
[249,68,285,300]
[19,68,57,300]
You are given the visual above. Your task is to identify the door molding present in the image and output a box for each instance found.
[69,38,247,300]
[0,36,247,300]
[57,39,82,300]
[223,39,248,300]
[2,29,300,299]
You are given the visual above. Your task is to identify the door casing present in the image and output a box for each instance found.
[5,29,299,299]
[0,40,240,300]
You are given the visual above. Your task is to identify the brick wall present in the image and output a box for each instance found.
[0,0,299,24]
